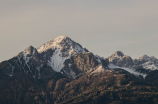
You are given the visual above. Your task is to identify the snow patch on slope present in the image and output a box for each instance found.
[142,61,158,70]
[47,48,71,72]
[108,63,147,78]
[37,35,86,72]
[23,52,29,63]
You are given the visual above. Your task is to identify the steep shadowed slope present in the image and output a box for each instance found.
[0,36,158,104]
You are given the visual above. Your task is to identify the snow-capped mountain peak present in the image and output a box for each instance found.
[108,51,158,75]
[15,46,38,61]
[2,35,158,81]
[53,35,68,42]
[37,35,85,54]
[138,55,158,62]
[37,35,87,72]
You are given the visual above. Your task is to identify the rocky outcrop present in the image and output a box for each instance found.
[0,46,43,78]
[1,36,158,104]
[108,51,158,70]
[37,35,87,72]
[61,52,109,79]
[0,35,110,80]
[108,51,133,67]
[133,55,158,70]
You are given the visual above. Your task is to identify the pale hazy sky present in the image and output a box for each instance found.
[0,0,158,62]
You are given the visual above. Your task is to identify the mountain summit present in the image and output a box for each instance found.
[0,35,108,79]
[37,35,86,54]
[37,35,87,72]
[108,51,133,67]
[113,51,124,57]
[1,35,157,79]
[1,35,158,104]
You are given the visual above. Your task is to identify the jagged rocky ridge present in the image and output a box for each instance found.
[1,36,157,80]
[61,52,109,79]
[1,35,158,104]
[108,51,158,75]
[0,35,109,80]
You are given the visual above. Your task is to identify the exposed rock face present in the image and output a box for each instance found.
[111,51,124,57]
[0,35,109,80]
[108,51,158,70]
[0,46,65,80]
[108,51,133,67]
[21,46,42,67]
[121,55,134,67]
[133,55,158,70]
[37,35,87,72]
[108,51,158,76]
[61,52,109,79]
[0,46,43,78]
[1,36,158,104]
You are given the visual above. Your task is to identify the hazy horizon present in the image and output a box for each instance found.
[0,0,158,62]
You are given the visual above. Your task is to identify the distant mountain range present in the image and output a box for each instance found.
[1,35,158,104]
